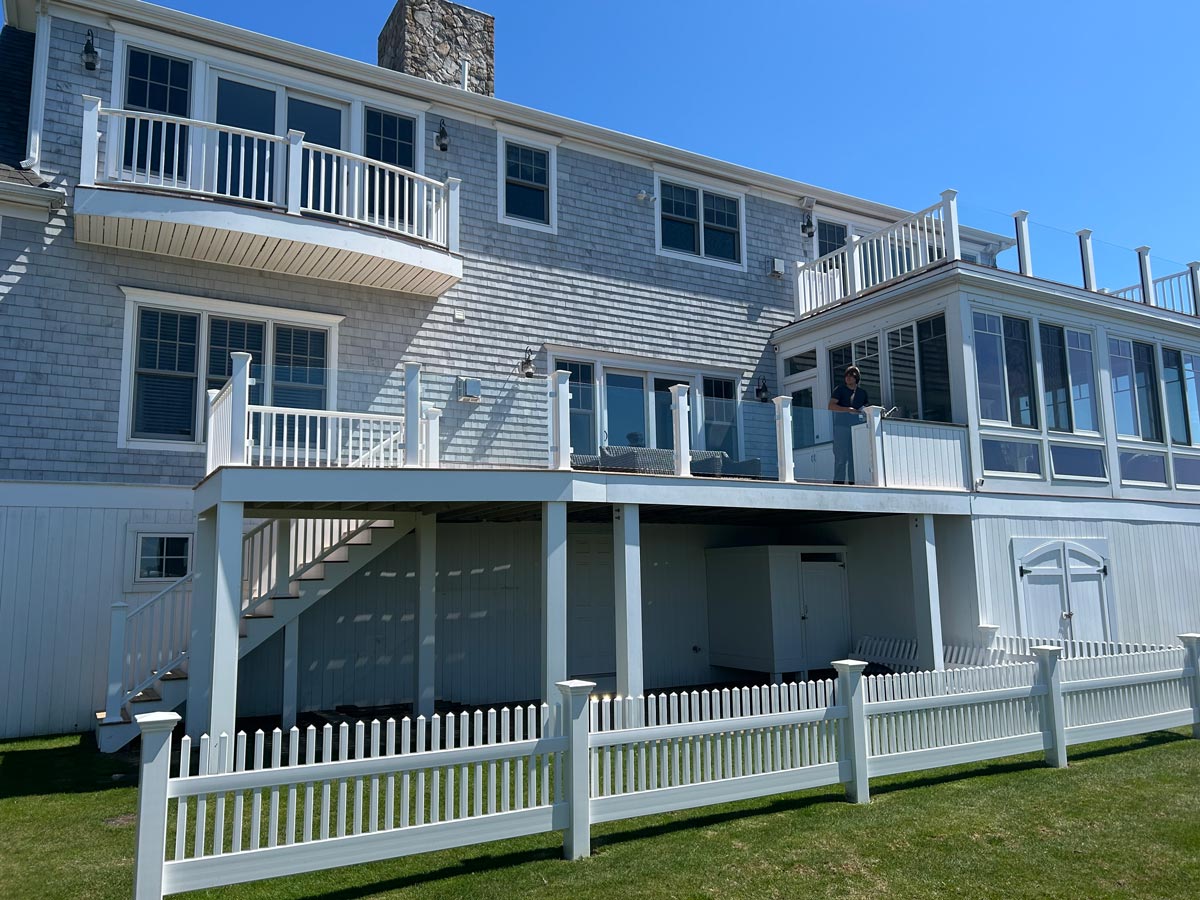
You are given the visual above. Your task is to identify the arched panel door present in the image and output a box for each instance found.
[1018,542,1071,639]
[1063,542,1110,643]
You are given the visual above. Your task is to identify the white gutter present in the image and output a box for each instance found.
[0,178,65,221]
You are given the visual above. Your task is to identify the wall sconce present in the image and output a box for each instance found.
[80,29,101,71]
[635,189,657,203]
[800,195,816,238]
[435,119,450,152]
[755,376,771,403]
[517,347,536,378]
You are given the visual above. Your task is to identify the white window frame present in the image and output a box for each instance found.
[653,171,747,272]
[547,347,745,458]
[496,128,560,234]
[125,522,193,592]
[117,287,343,453]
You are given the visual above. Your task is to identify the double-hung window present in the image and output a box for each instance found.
[816,221,847,258]
[123,47,191,181]
[702,378,739,455]
[499,134,556,231]
[562,362,597,456]
[124,294,338,448]
[658,178,743,265]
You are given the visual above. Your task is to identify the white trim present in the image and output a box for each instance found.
[496,129,558,235]
[117,288,342,452]
[0,480,193,508]
[20,10,50,170]
[653,172,747,272]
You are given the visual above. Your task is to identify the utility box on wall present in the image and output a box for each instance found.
[705,546,850,675]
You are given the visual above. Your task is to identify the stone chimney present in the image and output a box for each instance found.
[378,0,495,97]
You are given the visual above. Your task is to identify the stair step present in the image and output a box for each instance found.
[160,670,188,682]
[130,688,162,704]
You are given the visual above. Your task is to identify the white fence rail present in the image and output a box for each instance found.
[84,102,454,250]
[133,639,1200,897]
[994,635,1172,660]
[245,406,408,468]
[1112,269,1198,317]
[795,190,960,318]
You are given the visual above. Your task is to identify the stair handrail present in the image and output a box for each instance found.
[105,573,194,721]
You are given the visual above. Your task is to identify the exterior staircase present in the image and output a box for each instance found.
[95,516,413,752]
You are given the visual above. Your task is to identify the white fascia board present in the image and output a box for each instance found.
[969,491,1200,525]
[4,0,34,30]
[0,181,64,221]
[37,0,985,233]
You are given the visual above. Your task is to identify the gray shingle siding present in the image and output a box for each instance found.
[0,13,804,484]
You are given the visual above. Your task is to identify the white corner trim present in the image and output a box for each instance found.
[496,129,558,235]
[20,11,50,170]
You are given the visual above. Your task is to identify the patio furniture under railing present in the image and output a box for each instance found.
[794,190,962,318]
[80,99,459,252]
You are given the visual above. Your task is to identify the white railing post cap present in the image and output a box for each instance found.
[556,679,597,696]
[135,711,182,733]
[287,129,304,143]
[1076,228,1093,237]
[1179,633,1200,643]
[1135,245,1151,254]
[1013,209,1029,220]
[1031,645,1063,657]
[940,188,958,200]
[831,659,869,673]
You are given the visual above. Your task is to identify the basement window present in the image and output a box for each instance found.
[137,534,191,582]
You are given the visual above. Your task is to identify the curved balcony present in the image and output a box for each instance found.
[74,97,462,297]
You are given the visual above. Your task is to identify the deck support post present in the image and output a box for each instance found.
[558,679,596,859]
[1077,229,1097,291]
[941,189,961,261]
[285,129,304,215]
[281,620,299,730]
[1034,646,1068,767]
[909,514,945,671]
[670,384,691,477]
[832,659,870,803]
[209,500,244,742]
[541,501,568,703]
[613,504,644,698]
[103,602,129,723]
[133,712,181,900]
[1013,210,1033,276]
[1180,634,1200,739]
[186,507,217,739]
[416,513,437,718]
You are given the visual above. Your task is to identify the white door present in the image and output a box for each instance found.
[1016,540,1112,641]
[568,532,615,677]
[800,555,850,669]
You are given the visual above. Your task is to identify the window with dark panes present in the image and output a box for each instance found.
[123,47,191,178]
[1003,317,1037,428]
[817,221,847,258]
[1109,338,1161,442]
[1162,348,1196,446]
[364,108,415,169]
[784,349,817,377]
[1067,331,1098,433]
[1039,324,1072,432]
[702,192,740,262]
[133,308,199,440]
[703,377,738,456]
[207,318,265,405]
[562,361,596,455]
[888,325,918,418]
[138,535,191,580]
[504,141,550,224]
[830,338,880,407]
[273,326,328,410]
[916,315,951,422]
[660,182,741,262]
[660,182,699,255]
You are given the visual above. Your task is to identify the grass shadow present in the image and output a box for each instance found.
[1068,729,1190,761]
[0,736,136,800]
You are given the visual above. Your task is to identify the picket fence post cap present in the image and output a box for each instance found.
[556,679,596,696]
[135,711,182,733]
[830,659,868,673]
[1031,645,1063,655]
[1178,633,1200,643]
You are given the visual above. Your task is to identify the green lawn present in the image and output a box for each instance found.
[2,730,1198,899]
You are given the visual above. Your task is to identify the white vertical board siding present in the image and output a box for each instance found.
[880,421,969,490]
[934,516,982,645]
[0,493,193,738]
[972,516,1200,645]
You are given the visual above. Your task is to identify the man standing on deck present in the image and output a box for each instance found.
[828,365,867,484]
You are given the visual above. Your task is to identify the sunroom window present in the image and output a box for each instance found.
[1039,325,1098,434]
[973,312,1037,428]
[886,314,950,422]
[1108,338,1162,442]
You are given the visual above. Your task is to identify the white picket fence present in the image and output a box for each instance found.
[132,640,1200,898]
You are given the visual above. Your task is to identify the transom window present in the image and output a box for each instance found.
[124,297,336,448]
[658,179,742,264]
[500,138,555,229]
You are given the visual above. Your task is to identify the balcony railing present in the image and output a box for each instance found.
[795,190,961,318]
[80,99,459,252]
[1112,264,1199,318]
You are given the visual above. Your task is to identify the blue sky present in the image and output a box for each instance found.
[131,1,1200,287]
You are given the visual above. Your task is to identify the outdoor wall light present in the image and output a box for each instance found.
[635,189,657,203]
[80,29,101,71]
[517,347,536,378]
[435,119,450,152]
[800,195,816,238]
[755,377,771,403]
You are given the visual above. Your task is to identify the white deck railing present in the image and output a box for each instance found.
[132,640,1200,897]
[82,99,456,251]
[795,190,961,318]
[847,408,970,491]
[1111,268,1198,317]
[104,575,193,722]
[245,406,408,468]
